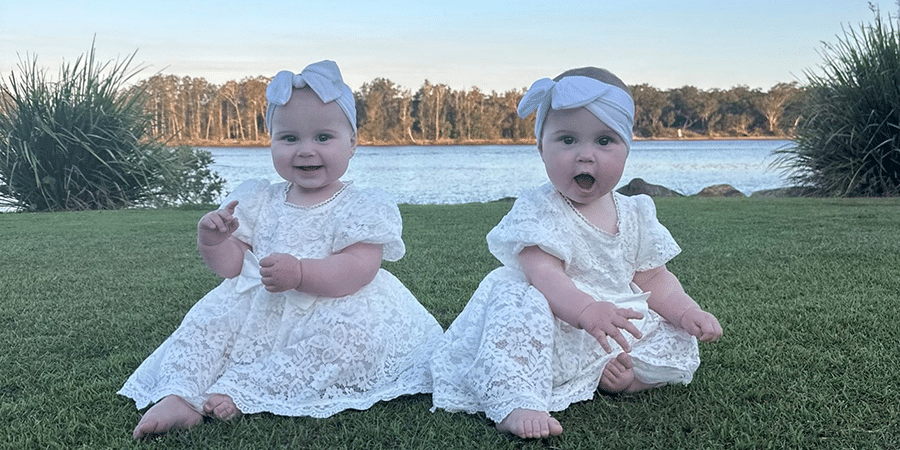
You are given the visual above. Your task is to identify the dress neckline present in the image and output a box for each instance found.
[560,190,621,238]
[283,181,353,210]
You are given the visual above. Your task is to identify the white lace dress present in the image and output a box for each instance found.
[430,183,699,423]
[119,180,444,418]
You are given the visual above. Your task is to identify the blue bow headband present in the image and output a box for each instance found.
[517,76,634,149]
[265,60,357,133]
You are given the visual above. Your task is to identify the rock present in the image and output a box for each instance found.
[617,178,684,197]
[696,184,746,197]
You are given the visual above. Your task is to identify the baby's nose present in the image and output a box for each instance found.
[576,148,595,162]
[294,144,316,156]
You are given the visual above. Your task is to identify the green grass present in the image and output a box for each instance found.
[1,197,899,449]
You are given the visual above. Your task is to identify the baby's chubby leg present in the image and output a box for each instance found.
[202,393,243,421]
[132,395,204,439]
[599,352,660,394]
[496,408,564,439]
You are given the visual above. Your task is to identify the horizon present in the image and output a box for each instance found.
[2,0,898,93]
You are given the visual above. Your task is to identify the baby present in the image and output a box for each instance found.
[119,60,443,439]
[429,66,723,439]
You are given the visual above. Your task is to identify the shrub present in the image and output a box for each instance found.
[0,43,223,211]
[775,8,900,197]
[149,145,225,207]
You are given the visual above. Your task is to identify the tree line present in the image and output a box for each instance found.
[133,74,804,146]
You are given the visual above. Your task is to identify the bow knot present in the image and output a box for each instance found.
[265,60,357,132]
[517,76,634,149]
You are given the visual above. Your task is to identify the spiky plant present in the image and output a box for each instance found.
[775,8,900,197]
[0,42,222,211]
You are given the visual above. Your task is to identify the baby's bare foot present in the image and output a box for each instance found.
[600,352,659,394]
[132,395,203,439]
[600,352,636,393]
[496,408,563,439]
[202,393,242,421]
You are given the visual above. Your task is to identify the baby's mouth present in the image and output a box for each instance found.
[296,165,322,172]
[574,173,595,190]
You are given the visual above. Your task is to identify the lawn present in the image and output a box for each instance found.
[1,197,898,449]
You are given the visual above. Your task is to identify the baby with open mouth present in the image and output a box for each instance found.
[430,66,722,440]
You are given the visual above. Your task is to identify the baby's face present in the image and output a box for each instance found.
[269,88,356,203]
[538,107,628,206]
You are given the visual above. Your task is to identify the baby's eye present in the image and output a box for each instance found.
[560,136,575,145]
[597,136,613,146]
[281,134,298,142]
[315,134,333,142]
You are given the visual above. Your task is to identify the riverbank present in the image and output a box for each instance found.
[166,135,792,148]
[2,198,898,448]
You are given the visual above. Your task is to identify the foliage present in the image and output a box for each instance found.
[2,198,900,448]
[0,43,223,211]
[135,73,804,146]
[776,9,900,196]
[148,145,225,207]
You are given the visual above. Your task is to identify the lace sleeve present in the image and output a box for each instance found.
[332,188,406,262]
[630,194,682,271]
[487,184,572,271]
[221,179,271,247]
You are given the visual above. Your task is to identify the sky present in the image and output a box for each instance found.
[2,0,898,93]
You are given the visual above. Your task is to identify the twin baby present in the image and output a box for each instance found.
[119,60,723,440]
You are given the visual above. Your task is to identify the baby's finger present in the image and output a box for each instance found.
[623,322,643,341]
[204,214,227,232]
[607,329,632,353]
[683,320,702,339]
[700,321,723,342]
[620,308,644,321]
[614,316,643,340]
[224,200,239,214]
[258,256,274,267]
[588,328,612,353]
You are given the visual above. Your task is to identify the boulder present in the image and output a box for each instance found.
[617,178,684,197]
[696,184,746,197]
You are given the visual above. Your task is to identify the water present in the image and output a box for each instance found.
[203,140,794,204]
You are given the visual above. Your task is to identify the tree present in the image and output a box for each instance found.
[715,86,765,136]
[240,76,268,142]
[413,80,452,141]
[631,84,667,137]
[218,80,245,140]
[358,78,412,143]
[753,82,801,134]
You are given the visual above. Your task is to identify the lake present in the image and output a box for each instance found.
[204,140,795,205]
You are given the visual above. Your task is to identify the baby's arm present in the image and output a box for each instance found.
[633,266,722,342]
[197,200,250,279]
[519,246,643,353]
[259,242,383,298]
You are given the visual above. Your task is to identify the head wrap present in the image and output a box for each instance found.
[265,60,357,133]
[517,75,634,149]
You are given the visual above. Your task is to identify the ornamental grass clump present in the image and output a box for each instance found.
[776,8,900,197]
[0,43,223,211]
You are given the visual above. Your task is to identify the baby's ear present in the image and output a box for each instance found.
[349,132,358,155]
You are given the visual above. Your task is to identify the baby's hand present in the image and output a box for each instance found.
[680,308,723,342]
[259,253,303,293]
[577,302,644,353]
[198,200,240,247]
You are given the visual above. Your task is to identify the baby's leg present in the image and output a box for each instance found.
[496,408,563,439]
[599,353,660,394]
[202,393,243,421]
[132,395,204,439]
